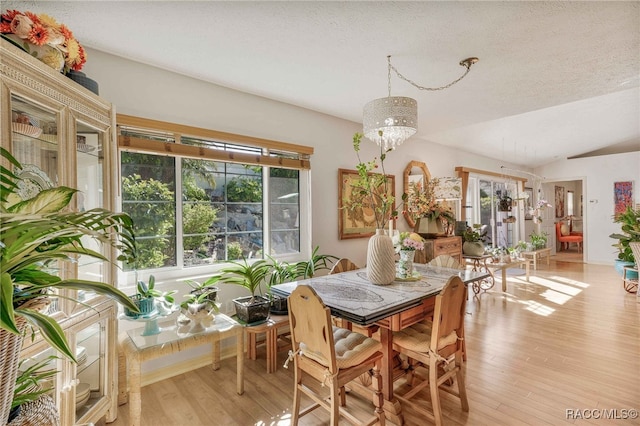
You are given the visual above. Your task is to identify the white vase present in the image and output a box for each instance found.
[367,229,396,285]
[397,250,415,278]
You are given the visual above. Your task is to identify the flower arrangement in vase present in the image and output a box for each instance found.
[0,10,86,73]
[406,178,456,237]
[393,232,425,279]
[532,199,553,224]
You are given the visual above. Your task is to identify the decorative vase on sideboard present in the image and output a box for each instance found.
[367,229,396,285]
[463,241,485,256]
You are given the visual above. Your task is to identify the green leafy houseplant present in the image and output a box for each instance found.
[11,356,57,412]
[529,231,548,250]
[609,205,640,263]
[462,224,487,256]
[124,275,177,318]
[219,258,272,324]
[0,147,139,361]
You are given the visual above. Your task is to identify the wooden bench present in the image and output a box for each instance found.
[243,314,291,373]
[520,247,552,270]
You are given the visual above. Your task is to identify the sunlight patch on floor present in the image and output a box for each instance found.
[529,276,586,295]
[256,412,292,426]
[539,289,573,305]
[521,299,555,316]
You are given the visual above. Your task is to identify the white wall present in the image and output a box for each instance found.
[84,48,525,269]
[536,152,640,264]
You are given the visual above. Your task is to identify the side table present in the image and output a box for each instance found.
[463,254,495,293]
[622,265,639,293]
[119,313,244,426]
[520,247,552,270]
[242,314,291,373]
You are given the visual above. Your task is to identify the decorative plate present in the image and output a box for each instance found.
[15,164,54,200]
[395,272,422,282]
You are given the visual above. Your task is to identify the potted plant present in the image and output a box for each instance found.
[179,291,219,333]
[0,148,138,422]
[462,224,487,256]
[609,205,640,276]
[265,247,338,314]
[219,258,271,324]
[185,275,221,304]
[530,231,548,250]
[9,356,58,423]
[124,275,176,318]
[497,190,513,212]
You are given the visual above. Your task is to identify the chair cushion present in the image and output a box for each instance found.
[301,326,382,369]
[393,319,458,353]
[560,224,570,236]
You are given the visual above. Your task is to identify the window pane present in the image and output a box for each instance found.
[224,164,263,259]
[121,152,176,270]
[182,159,219,266]
[270,168,300,254]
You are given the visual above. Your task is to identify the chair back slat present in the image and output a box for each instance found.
[431,275,466,355]
[429,255,463,270]
[329,258,359,274]
[288,285,338,372]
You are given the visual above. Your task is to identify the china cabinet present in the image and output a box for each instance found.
[1,39,119,424]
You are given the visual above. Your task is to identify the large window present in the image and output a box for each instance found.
[117,115,312,277]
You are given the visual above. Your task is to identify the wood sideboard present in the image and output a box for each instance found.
[414,236,463,264]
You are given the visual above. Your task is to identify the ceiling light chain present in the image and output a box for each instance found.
[388,55,479,92]
[363,55,478,151]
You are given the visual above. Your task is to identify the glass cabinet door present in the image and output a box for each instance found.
[9,93,64,320]
[70,309,112,425]
[74,119,108,308]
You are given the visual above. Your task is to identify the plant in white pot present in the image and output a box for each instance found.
[462,224,487,256]
[0,148,138,423]
[348,132,399,285]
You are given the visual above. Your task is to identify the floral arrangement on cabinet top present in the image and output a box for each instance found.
[405,177,456,225]
[1,9,86,73]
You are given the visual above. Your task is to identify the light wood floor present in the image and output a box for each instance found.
[109,260,639,425]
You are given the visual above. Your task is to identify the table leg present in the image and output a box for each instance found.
[237,329,245,395]
[379,327,404,425]
[501,268,508,292]
[525,260,530,282]
[129,355,142,426]
[212,336,221,371]
[266,328,277,373]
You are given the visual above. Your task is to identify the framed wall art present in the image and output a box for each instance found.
[614,181,633,217]
[555,185,565,218]
[524,187,534,220]
[338,168,395,239]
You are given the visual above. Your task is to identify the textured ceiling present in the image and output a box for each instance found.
[5,1,639,168]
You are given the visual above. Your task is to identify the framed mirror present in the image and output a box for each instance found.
[403,161,431,229]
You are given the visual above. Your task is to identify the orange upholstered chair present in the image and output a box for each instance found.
[555,222,583,252]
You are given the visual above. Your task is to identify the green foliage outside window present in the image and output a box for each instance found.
[226,176,262,202]
[122,174,175,269]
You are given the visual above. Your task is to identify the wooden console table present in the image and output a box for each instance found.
[119,313,244,426]
[520,247,552,270]
[242,314,291,373]
[414,235,462,264]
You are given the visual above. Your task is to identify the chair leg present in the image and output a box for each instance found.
[430,361,443,426]
[455,353,469,412]
[330,381,340,426]
[292,366,302,425]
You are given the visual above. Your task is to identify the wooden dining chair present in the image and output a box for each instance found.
[392,275,469,426]
[285,285,385,426]
[328,259,377,336]
[428,255,464,270]
[329,258,360,274]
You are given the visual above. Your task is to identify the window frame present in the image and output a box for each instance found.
[115,115,312,290]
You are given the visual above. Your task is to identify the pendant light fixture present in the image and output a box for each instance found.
[363,55,478,151]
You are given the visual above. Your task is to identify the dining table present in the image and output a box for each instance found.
[270,262,490,425]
